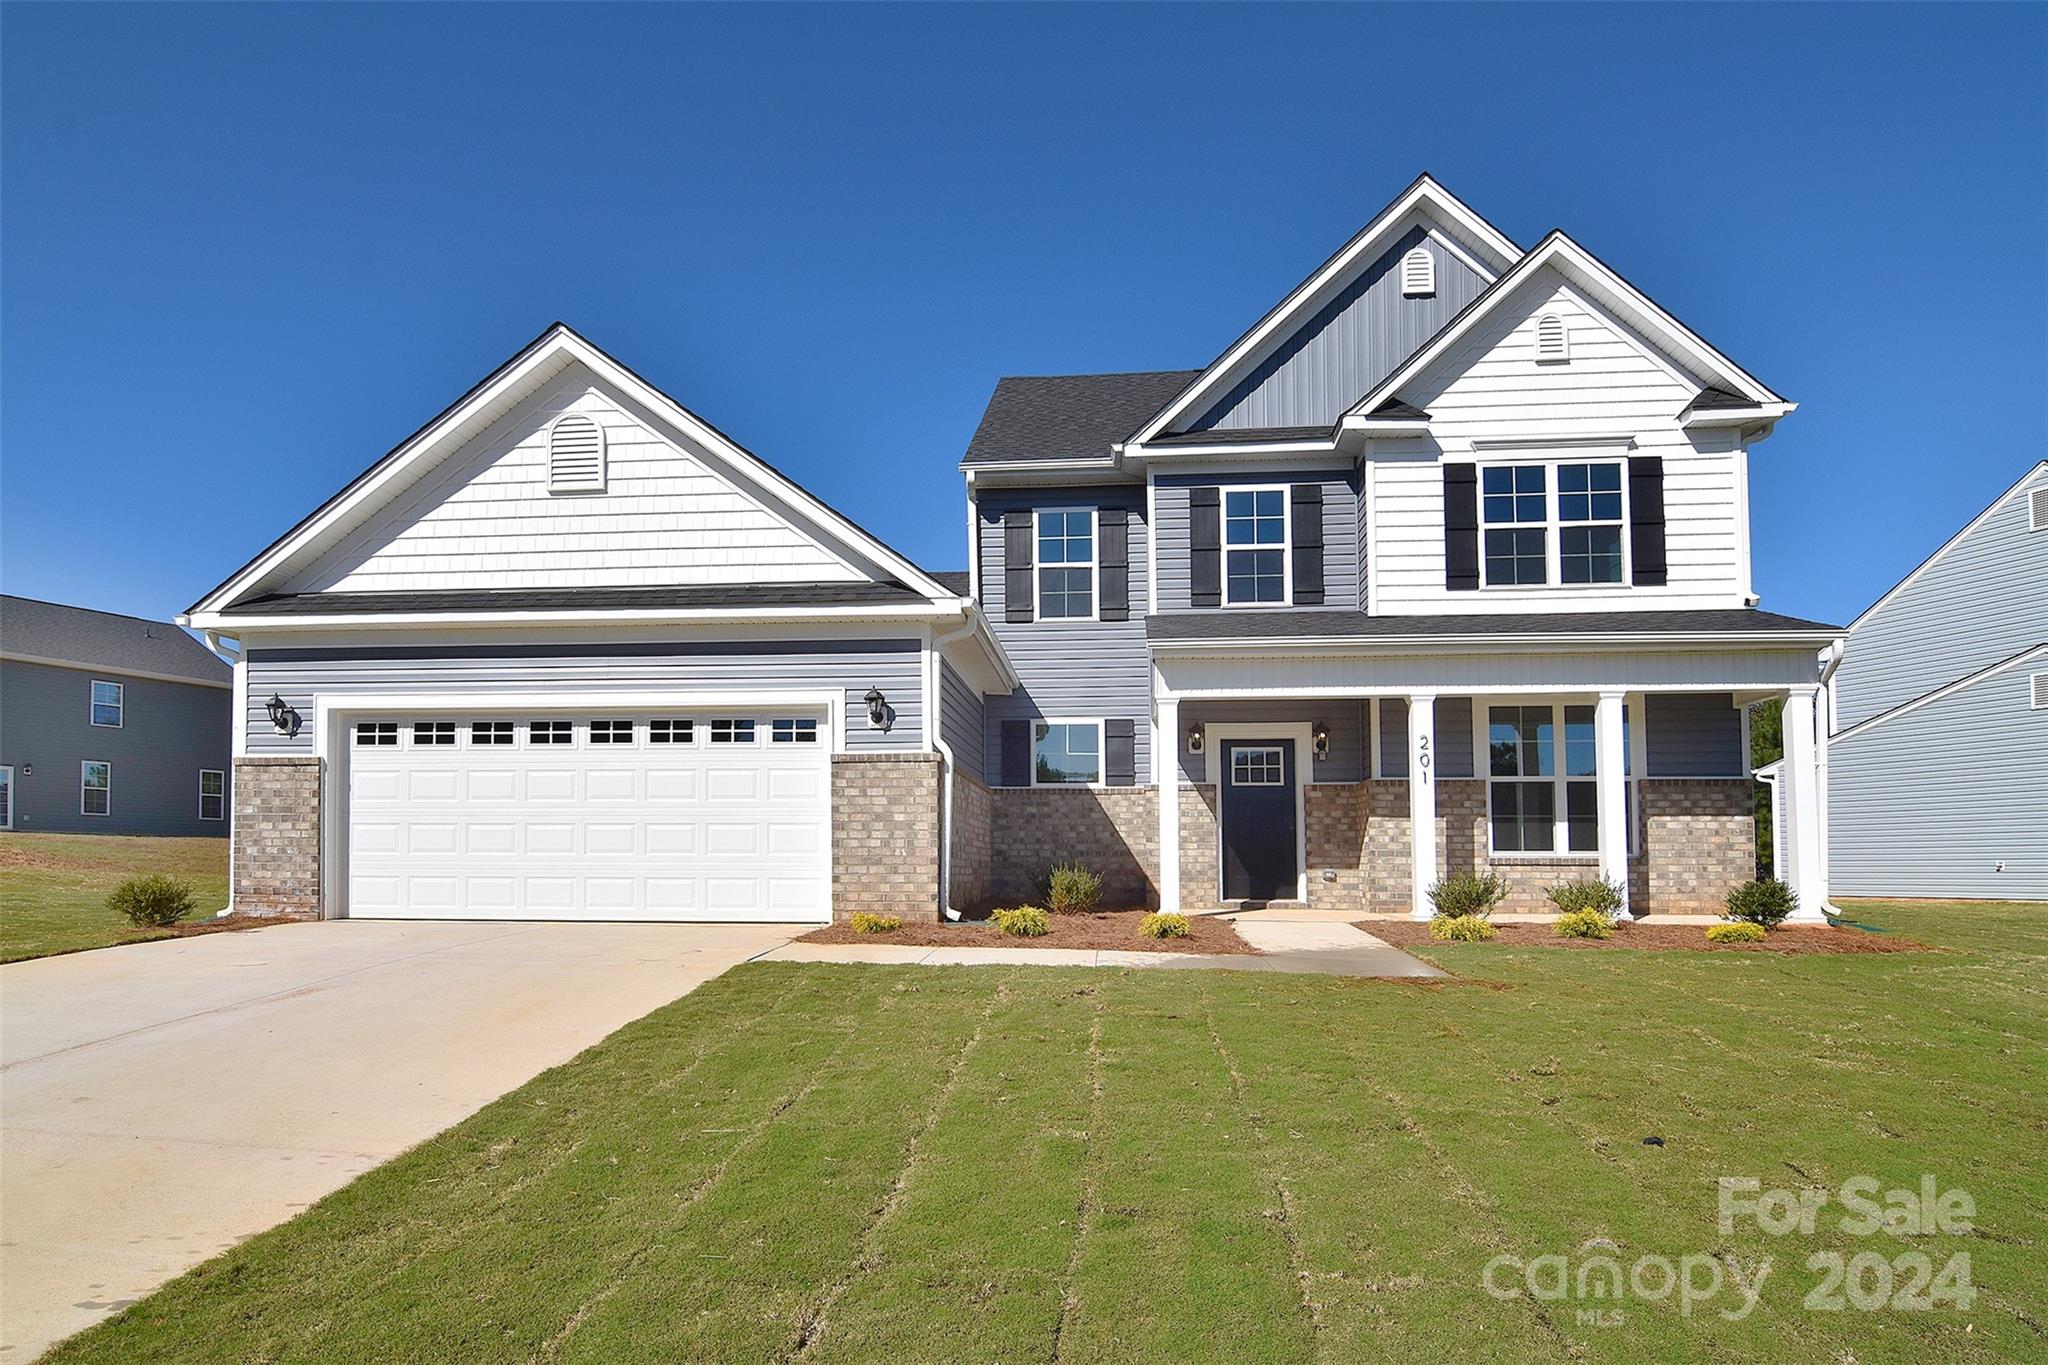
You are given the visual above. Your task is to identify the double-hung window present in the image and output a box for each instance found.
[1486,702,1633,854]
[1032,720,1102,786]
[1481,460,1627,588]
[199,769,225,821]
[90,680,124,727]
[1035,509,1095,619]
[1224,488,1288,604]
[81,761,111,817]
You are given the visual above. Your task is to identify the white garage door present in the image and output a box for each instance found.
[346,712,830,922]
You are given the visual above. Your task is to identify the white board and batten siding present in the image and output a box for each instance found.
[1368,270,1749,615]
[282,367,867,595]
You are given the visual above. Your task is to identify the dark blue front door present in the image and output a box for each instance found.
[1220,739,1298,901]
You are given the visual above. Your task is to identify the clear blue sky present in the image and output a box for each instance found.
[3,3,2043,628]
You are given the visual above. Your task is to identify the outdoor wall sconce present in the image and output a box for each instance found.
[265,693,302,738]
[1312,720,1331,760]
[863,687,890,731]
[1186,722,1205,754]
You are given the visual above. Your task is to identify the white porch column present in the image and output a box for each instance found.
[1595,691,1633,920]
[1407,693,1437,921]
[1157,695,1180,913]
[1780,688,1829,922]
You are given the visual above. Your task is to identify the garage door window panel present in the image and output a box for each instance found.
[529,721,573,745]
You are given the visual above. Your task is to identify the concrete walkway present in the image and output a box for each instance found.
[0,918,800,1360]
[759,917,1442,979]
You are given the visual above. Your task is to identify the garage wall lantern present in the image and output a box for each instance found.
[1185,722,1204,754]
[1312,720,1331,761]
[265,693,302,738]
[863,687,891,731]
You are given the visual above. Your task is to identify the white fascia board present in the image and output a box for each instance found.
[1124,438,1341,465]
[957,457,1119,476]
[1345,233,1787,421]
[186,603,970,632]
[1337,415,1431,440]
[1843,461,2048,633]
[1829,642,2048,745]
[1126,452,1355,478]
[0,652,235,691]
[197,326,952,613]
[1149,630,1844,656]
[1681,403,1796,429]
[1129,177,1520,446]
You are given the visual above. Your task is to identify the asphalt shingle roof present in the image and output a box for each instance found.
[222,582,931,617]
[925,571,971,595]
[961,371,1200,466]
[0,595,230,684]
[1146,607,1841,642]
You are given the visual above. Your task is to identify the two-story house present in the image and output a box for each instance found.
[0,595,233,836]
[1816,462,2046,900]
[181,176,1841,925]
[958,175,1840,921]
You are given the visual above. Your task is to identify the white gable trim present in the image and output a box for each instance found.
[190,325,955,615]
[1843,461,2048,635]
[1126,176,1520,446]
[1343,232,1789,424]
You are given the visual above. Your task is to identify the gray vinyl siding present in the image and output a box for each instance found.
[1376,697,1476,780]
[1154,470,1362,612]
[244,639,925,754]
[1178,701,1368,784]
[1830,665,2048,899]
[938,659,985,779]
[0,660,231,836]
[1191,226,1489,431]
[1833,465,2048,730]
[976,485,1153,784]
[1643,693,1745,776]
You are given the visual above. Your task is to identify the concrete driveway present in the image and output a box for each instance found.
[0,918,799,1359]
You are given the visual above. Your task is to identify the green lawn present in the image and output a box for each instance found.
[46,902,2047,1363]
[0,832,229,962]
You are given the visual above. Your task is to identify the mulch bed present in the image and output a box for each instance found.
[127,913,311,944]
[800,909,1257,955]
[1361,919,1931,955]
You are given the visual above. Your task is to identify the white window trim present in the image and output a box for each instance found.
[1222,485,1293,607]
[545,412,607,494]
[0,764,13,830]
[198,768,225,821]
[81,760,111,817]
[1476,696,1640,860]
[1030,717,1106,788]
[1033,507,1098,623]
[1476,456,1631,591]
[89,679,124,728]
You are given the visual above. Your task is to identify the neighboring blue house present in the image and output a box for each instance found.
[0,596,234,837]
[1820,463,2048,901]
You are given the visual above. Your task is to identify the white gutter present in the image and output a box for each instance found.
[926,612,981,921]
[180,603,972,632]
[1149,630,1846,654]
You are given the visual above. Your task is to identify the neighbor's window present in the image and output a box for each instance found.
[1035,508,1096,619]
[1224,488,1288,604]
[1032,720,1102,786]
[199,769,225,821]
[771,718,819,744]
[1482,460,1626,587]
[1487,702,1634,855]
[81,761,111,817]
[90,680,124,727]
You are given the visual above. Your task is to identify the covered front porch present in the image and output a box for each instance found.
[1149,628,1835,923]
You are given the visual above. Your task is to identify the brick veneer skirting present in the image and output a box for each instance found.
[949,769,994,911]
[832,752,943,922]
[984,785,1159,908]
[233,756,322,916]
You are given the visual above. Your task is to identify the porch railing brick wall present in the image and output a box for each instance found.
[233,756,322,916]
[831,752,943,922]
[984,786,1159,908]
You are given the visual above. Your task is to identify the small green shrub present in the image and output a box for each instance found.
[1553,908,1615,940]
[1428,913,1496,943]
[848,912,901,935]
[1429,871,1508,919]
[1706,921,1768,945]
[1140,912,1191,940]
[1546,876,1624,916]
[108,875,196,929]
[1725,878,1797,928]
[991,905,1050,937]
[1045,861,1103,913]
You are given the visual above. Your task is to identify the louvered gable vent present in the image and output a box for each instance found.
[2030,485,2048,532]
[1400,245,1435,297]
[547,414,606,493]
[1535,313,1570,362]
[2033,673,2048,710]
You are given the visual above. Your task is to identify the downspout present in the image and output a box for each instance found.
[927,611,980,921]
[1816,637,1846,917]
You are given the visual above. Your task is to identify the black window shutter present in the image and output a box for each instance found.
[1105,719,1136,786]
[1628,456,1667,586]
[1001,720,1030,786]
[1099,509,1130,620]
[1189,486,1222,607]
[1443,464,1479,591]
[1290,483,1325,605]
[1004,511,1034,622]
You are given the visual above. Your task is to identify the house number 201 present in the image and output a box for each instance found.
[1417,735,1431,780]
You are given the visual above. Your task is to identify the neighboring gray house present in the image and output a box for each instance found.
[1821,462,2047,900]
[0,596,233,836]
[185,176,1843,926]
